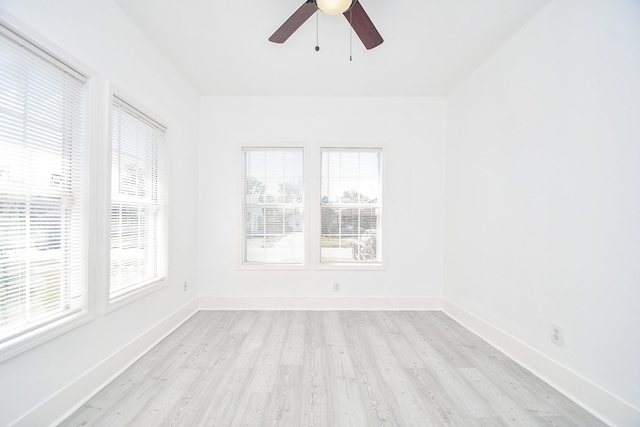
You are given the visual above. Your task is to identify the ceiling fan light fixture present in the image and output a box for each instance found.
[316,0,353,15]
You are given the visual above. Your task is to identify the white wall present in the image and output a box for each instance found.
[199,97,446,306]
[4,0,637,424]
[444,0,640,423]
[0,0,200,425]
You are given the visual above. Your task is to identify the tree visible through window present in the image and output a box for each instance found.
[320,149,382,264]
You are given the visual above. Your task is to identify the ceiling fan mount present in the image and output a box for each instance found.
[269,0,383,50]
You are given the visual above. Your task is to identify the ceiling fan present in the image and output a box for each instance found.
[269,0,383,50]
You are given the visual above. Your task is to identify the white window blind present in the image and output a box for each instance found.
[0,26,87,347]
[243,148,305,265]
[110,97,166,301]
[320,148,382,263]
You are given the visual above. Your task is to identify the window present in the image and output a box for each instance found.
[320,148,382,264]
[109,96,167,303]
[0,24,88,355]
[242,148,305,265]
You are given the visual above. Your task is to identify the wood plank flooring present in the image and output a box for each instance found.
[61,311,607,426]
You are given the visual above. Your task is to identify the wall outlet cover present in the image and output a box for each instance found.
[551,324,564,346]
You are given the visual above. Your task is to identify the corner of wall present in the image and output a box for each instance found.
[12,299,199,427]
[442,299,640,427]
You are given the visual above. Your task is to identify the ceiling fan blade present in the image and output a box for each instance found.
[269,0,318,44]
[344,1,383,50]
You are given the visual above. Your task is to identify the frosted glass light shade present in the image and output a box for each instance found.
[316,0,352,15]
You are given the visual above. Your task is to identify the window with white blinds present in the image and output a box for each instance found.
[320,148,382,264]
[110,97,167,302]
[0,25,88,350]
[243,148,305,265]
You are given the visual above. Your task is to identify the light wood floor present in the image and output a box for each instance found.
[61,311,606,426]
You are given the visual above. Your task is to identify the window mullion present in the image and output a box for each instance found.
[22,49,32,323]
[338,207,342,252]
[25,196,31,322]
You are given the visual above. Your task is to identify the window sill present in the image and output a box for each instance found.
[0,309,93,363]
[106,277,169,313]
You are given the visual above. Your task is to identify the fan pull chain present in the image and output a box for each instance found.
[349,8,353,61]
[315,11,320,52]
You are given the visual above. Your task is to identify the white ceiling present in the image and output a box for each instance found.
[115,0,550,96]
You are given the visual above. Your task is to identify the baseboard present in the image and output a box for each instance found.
[442,299,640,427]
[13,298,199,427]
[13,296,637,427]
[199,295,442,311]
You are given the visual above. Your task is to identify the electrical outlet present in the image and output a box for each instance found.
[333,282,340,292]
[184,281,188,292]
[551,324,564,346]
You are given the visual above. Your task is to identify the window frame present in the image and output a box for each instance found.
[239,145,309,270]
[106,87,169,312]
[315,146,386,271]
[0,15,96,362]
